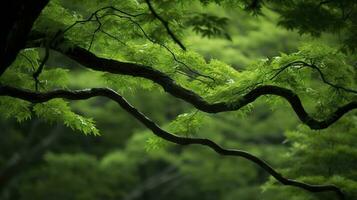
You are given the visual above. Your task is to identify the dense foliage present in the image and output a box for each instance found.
[0,0,356,199]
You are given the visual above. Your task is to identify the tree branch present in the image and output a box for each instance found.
[41,44,357,130]
[271,60,357,94]
[60,7,210,82]
[32,41,50,91]
[97,12,212,82]
[0,85,345,199]
[144,0,186,50]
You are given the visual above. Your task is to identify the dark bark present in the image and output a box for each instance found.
[0,0,49,75]
[0,85,345,199]
[0,3,353,199]
[44,45,357,130]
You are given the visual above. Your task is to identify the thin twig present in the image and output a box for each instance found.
[100,13,215,83]
[271,60,357,94]
[144,0,186,50]
[32,41,50,91]
[19,53,36,71]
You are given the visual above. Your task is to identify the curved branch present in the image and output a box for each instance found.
[61,7,209,82]
[0,85,345,199]
[271,60,357,94]
[144,0,186,50]
[61,6,145,35]
[97,12,212,82]
[48,45,357,130]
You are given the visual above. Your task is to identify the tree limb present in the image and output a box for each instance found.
[0,85,345,199]
[39,44,357,130]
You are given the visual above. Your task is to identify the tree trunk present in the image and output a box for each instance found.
[0,0,49,75]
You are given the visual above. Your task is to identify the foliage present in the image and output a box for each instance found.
[187,13,231,40]
[263,116,357,199]
[0,0,356,200]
